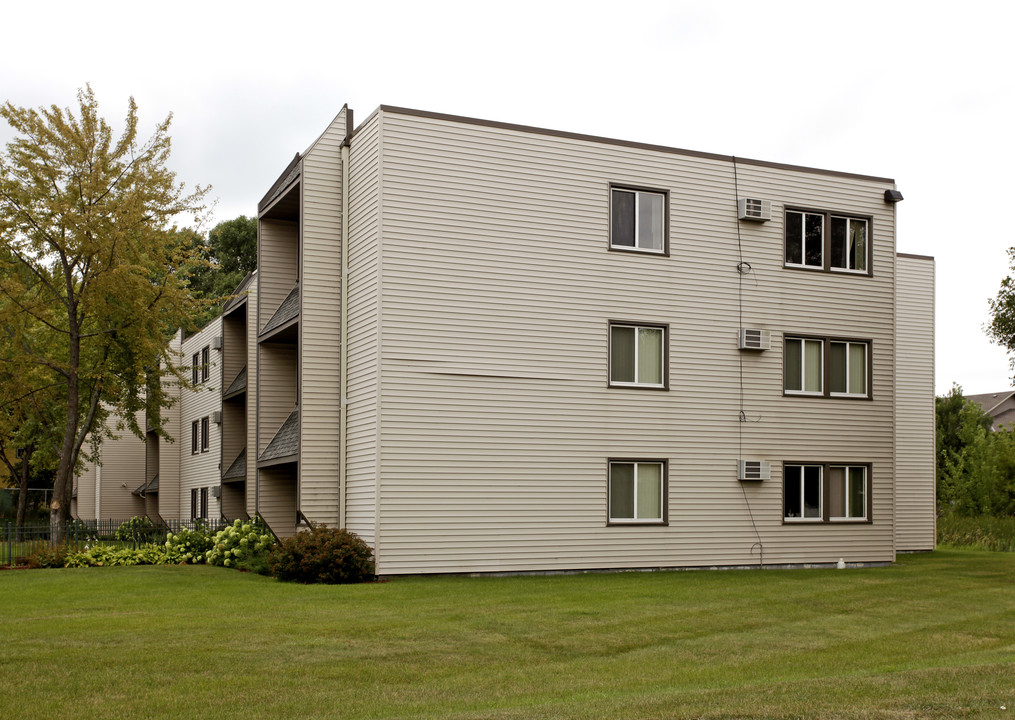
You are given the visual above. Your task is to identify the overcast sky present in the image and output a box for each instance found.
[3,0,1013,396]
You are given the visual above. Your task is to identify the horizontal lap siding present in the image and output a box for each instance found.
[376,112,899,574]
[257,344,297,454]
[895,256,936,550]
[346,112,380,543]
[180,319,223,520]
[300,110,347,524]
[258,466,297,537]
[257,220,299,334]
[158,333,183,520]
[96,411,146,520]
[246,283,258,518]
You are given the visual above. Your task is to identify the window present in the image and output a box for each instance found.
[829,341,867,396]
[829,465,867,520]
[191,353,200,385]
[785,210,870,273]
[609,460,666,524]
[200,417,210,452]
[830,216,867,272]
[784,336,870,398]
[784,463,870,522]
[609,323,666,388]
[201,346,210,382]
[785,211,824,268]
[190,488,199,520]
[610,187,666,254]
[784,338,823,394]
[191,421,199,454]
[200,487,209,520]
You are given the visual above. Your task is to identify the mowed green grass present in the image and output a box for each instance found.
[0,550,1012,719]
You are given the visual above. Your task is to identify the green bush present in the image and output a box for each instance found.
[269,526,374,584]
[114,516,156,541]
[206,518,276,573]
[25,545,69,568]
[65,545,169,567]
[164,526,214,564]
[937,514,1015,552]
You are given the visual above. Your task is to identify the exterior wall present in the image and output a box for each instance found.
[257,344,298,454]
[74,459,96,520]
[246,282,258,518]
[258,219,299,334]
[345,110,381,544]
[156,331,183,520]
[257,465,296,534]
[370,109,900,574]
[179,317,223,520]
[299,107,348,524]
[895,254,936,551]
[95,412,146,520]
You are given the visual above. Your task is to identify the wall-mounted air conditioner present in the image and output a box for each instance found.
[738,328,771,351]
[737,198,772,222]
[212,411,222,424]
[210,485,222,498]
[212,336,222,350]
[738,460,771,482]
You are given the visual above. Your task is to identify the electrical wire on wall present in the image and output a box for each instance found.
[732,156,764,568]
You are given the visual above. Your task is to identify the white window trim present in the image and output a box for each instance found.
[610,188,666,254]
[829,341,868,398]
[608,460,666,524]
[784,464,824,522]
[609,323,666,389]
[829,216,869,274]
[829,465,868,521]
[784,337,824,396]
[785,211,824,270]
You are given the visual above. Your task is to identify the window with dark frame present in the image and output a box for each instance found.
[784,336,870,398]
[610,187,667,254]
[200,487,208,520]
[201,416,210,452]
[609,323,666,388]
[784,463,870,522]
[785,209,870,273]
[190,488,199,520]
[608,460,666,524]
[191,421,199,454]
[201,346,210,382]
[192,353,200,385]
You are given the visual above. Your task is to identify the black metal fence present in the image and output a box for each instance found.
[1,518,232,568]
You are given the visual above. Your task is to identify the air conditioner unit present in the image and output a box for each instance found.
[212,411,222,424]
[212,336,222,350]
[738,460,770,482]
[210,485,222,498]
[737,198,772,222]
[738,328,771,351]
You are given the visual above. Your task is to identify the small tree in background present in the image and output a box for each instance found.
[0,86,210,526]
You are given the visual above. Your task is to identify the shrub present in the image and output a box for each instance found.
[269,526,374,584]
[25,545,69,569]
[206,518,276,573]
[938,514,1015,552]
[64,545,169,567]
[114,516,156,541]
[164,526,214,564]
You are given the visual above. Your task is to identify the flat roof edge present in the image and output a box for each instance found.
[378,105,896,185]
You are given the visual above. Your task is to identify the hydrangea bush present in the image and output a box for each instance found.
[206,519,276,574]
[164,526,215,564]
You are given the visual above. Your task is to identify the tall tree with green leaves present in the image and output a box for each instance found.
[0,86,209,526]
[987,248,1015,382]
[186,215,257,325]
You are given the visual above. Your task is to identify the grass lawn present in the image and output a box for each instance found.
[0,550,1013,719]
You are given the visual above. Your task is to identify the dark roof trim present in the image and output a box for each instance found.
[377,105,895,185]
[222,271,256,314]
[897,252,935,261]
[258,152,302,213]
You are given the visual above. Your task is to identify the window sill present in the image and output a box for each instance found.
[607,520,667,526]
[608,245,668,257]
[783,517,823,523]
[609,382,668,391]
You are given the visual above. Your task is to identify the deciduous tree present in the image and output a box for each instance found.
[0,86,209,526]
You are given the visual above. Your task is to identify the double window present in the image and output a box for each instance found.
[191,417,211,453]
[784,336,869,398]
[191,488,209,520]
[609,323,666,388]
[785,210,869,274]
[610,187,667,254]
[784,463,869,522]
[608,460,666,524]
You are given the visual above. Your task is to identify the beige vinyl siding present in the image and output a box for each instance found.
[258,465,297,536]
[895,254,936,551]
[95,411,146,520]
[257,344,298,455]
[258,219,299,334]
[373,111,898,574]
[299,107,347,524]
[156,332,183,520]
[74,460,96,520]
[246,282,259,518]
[345,110,381,543]
[180,318,223,519]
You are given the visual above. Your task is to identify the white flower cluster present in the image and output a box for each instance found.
[205,519,276,568]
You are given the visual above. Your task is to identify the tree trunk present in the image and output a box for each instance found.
[15,445,31,529]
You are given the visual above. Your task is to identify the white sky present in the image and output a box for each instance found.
[3,0,1013,396]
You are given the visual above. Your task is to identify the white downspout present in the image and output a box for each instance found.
[339,138,350,530]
